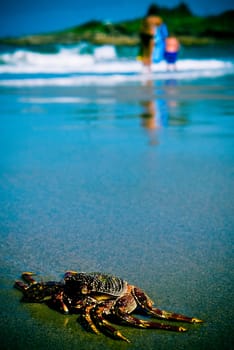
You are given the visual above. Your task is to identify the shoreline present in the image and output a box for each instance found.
[0,34,232,47]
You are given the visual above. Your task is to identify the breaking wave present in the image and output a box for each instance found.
[0,43,233,86]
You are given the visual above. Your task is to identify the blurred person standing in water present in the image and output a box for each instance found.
[139,4,164,71]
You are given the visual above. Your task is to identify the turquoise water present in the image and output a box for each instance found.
[0,45,234,349]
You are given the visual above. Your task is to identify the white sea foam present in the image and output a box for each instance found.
[19,96,116,104]
[0,44,233,85]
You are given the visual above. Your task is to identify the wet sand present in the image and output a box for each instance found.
[0,76,233,349]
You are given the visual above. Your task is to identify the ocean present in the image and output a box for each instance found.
[0,42,233,349]
[0,42,234,83]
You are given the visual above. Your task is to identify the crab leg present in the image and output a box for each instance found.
[14,280,28,292]
[116,308,187,332]
[91,303,130,343]
[81,304,100,335]
[54,291,69,314]
[150,307,203,324]
[22,272,37,285]
[114,293,187,332]
[14,272,37,291]
[133,286,203,323]
[119,313,187,332]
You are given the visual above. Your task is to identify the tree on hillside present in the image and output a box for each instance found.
[171,2,192,15]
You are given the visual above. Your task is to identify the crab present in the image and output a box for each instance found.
[14,271,203,343]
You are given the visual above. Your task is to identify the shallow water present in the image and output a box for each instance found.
[0,68,233,349]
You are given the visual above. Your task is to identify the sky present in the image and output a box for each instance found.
[1,0,234,38]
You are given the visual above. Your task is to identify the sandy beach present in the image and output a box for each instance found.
[0,44,233,349]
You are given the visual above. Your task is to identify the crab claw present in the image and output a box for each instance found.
[22,272,37,284]
[14,272,37,292]
[14,280,28,292]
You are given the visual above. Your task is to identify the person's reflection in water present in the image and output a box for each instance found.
[164,79,187,126]
[140,79,168,145]
[162,79,188,127]
[141,99,157,130]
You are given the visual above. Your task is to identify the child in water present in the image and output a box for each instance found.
[164,35,180,71]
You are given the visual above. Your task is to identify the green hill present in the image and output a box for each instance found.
[1,3,233,46]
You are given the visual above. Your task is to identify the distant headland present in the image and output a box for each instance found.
[1,3,233,46]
